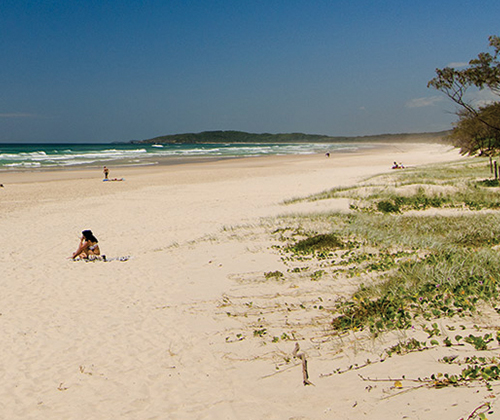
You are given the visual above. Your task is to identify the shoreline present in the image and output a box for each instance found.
[0,142,402,185]
[0,140,377,175]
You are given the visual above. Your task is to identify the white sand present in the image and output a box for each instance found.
[2,143,491,419]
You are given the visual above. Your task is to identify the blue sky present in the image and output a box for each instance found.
[1,0,499,143]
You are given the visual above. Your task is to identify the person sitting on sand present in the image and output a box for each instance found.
[71,230,100,259]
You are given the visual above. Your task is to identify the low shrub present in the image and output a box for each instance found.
[291,233,343,253]
[377,200,400,213]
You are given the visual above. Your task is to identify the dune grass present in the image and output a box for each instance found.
[286,157,500,212]
[275,157,500,335]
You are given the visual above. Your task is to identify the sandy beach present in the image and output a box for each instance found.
[2,142,485,420]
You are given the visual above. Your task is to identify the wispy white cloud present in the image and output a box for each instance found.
[406,90,498,111]
[405,96,445,108]
[0,113,38,118]
[466,89,499,107]
[447,62,468,68]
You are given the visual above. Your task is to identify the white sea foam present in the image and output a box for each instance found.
[0,143,364,170]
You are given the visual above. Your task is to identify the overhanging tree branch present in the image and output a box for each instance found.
[428,35,500,133]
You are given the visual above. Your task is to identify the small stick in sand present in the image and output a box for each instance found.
[462,403,491,420]
[292,342,314,386]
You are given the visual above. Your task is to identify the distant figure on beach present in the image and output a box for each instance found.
[103,166,109,179]
[325,152,330,158]
[71,230,100,260]
[392,161,404,169]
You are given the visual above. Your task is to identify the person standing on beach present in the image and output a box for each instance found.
[103,166,109,179]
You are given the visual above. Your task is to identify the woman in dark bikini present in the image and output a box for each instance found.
[71,230,100,259]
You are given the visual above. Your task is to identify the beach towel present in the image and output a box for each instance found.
[73,255,131,262]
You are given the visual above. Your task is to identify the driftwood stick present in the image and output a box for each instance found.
[463,402,491,420]
[358,374,424,383]
[292,343,314,386]
[381,383,428,400]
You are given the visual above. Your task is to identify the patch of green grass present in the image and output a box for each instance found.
[346,213,500,249]
[377,200,400,213]
[298,159,500,212]
[289,233,343,254]
[284,185,360,204]
[331,246,500,335]
[264,270,284,280]
[477,178,500,187]
[394,191,446,210]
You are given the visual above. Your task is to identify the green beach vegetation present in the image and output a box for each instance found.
[277,158,500,335]
[448,104,500,156]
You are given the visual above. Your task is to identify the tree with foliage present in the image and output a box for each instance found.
[449,103,500,155]
[428,35,500,154]
[428,35,500,117]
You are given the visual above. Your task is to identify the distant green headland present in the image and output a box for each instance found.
[130,130,450,145]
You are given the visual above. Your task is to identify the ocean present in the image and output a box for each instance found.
[0,142,368,171]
